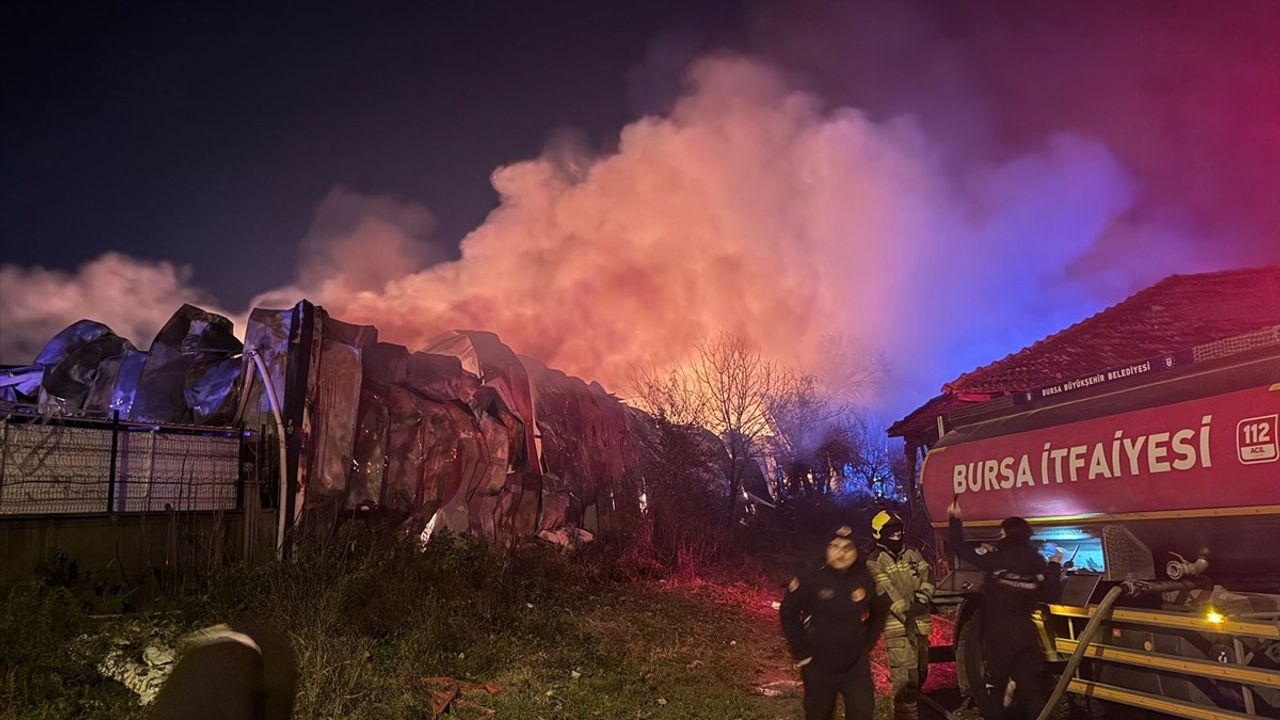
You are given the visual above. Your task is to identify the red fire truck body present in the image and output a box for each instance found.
[923,352,1280,589]
[917,348,1280,718]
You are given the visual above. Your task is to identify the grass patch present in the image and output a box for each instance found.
[2,529,830,719]
[0,583,140,719]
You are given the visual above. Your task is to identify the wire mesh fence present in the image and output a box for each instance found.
[0,405,251,516]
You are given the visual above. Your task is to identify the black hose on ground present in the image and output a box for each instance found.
[1033,586,1124,720]
[918,692,960,719]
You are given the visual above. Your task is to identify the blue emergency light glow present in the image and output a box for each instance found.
[1033,526,1105,573]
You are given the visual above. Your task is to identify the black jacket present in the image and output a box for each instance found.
[779,561,890,672]
[948,517,1061,655]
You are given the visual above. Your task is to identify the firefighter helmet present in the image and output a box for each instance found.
[870,510,904,540]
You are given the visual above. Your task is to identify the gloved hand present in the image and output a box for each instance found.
[910,590,931,615]
[892,599,910,619]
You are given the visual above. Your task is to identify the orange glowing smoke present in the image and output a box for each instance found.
[2,56,1180,410]
[268,56,1141,408]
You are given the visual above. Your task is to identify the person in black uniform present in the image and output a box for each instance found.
[780,525,891,720]
[947,499,1063,720]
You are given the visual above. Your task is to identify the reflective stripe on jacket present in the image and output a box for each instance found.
[867,546,935,638]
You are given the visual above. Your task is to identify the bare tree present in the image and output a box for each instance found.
[812,421,855,494]
[766,370,843,497]
[691,333,790,520]
[775,411,902,500]
[836,413,903,497]
[629,358,704,427]
[631,332,788,521]
[631,332,893,516]
[763,337,887,499]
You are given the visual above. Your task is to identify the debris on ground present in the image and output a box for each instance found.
[97,637,177,705]
[536,526,596,549]
[754,678,802,697]
[422,676,503,718]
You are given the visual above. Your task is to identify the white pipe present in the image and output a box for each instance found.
[247,350,290,561]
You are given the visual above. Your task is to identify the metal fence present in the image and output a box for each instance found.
[0,405,249,516]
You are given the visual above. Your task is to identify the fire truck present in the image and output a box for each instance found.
[897,312,1280,718]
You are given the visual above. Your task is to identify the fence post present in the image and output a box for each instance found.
[235,427,246,512]
[0,419,9,511]
[107,410,120,513]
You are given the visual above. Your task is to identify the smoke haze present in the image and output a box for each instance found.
[3,1,1276,414]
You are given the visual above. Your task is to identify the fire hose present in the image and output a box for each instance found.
[1033,585,1124,720]
[918,692,960,719]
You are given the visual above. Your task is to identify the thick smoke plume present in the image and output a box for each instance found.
[320,57,1142,409]
[10,57,1134,407]
[4,32,1274,412]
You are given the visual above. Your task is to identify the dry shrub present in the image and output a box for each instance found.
[623,418,741,577]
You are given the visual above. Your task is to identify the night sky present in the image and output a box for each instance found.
[3,1,747,306]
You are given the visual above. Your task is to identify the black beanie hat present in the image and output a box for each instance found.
[1001,516,1033,544]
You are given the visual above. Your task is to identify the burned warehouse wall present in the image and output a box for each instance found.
[3,300,651,548]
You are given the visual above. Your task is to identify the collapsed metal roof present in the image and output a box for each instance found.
[7,300,761,546]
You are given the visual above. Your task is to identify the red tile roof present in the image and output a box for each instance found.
[890,266,1280,441]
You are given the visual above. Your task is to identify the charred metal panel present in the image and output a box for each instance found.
[131,305,242,423]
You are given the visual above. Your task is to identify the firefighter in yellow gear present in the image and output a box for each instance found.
[867,510,935,720]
